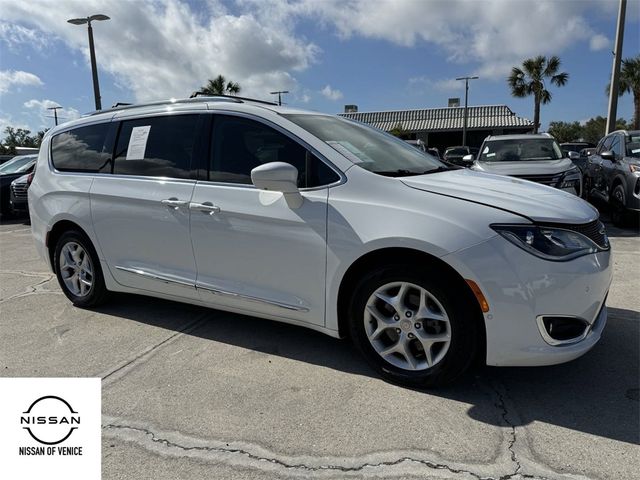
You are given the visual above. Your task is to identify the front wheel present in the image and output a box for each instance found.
[53,230,110,307]
[347,265,481,388]
[610,184,628,227]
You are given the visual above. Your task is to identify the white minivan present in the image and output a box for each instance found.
[29,96,612,387]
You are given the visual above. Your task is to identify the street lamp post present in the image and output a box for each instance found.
[270,90,289,106]
[67,14,110,111]
[455,75,479,147]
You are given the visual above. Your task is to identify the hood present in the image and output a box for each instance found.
[472,158,574,176]
[401,168,597,224]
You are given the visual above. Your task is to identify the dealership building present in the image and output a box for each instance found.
[338,104,534,153]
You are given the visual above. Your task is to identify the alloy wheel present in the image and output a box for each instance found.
[364,281,451,371]
[59,241,94,297]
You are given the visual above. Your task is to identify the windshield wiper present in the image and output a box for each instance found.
[373,166,452,177]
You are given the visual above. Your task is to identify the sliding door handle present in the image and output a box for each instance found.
[161,198,189,209]
[189,202,221,215]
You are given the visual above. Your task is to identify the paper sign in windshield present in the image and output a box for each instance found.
[126,126,151,160]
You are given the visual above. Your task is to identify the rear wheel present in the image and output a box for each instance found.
[347,265,481,387]
[53,230,110,307]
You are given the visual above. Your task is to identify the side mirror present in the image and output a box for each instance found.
[461,154,474,165]
[251,162,303,208]
[567,151,580,160]
[600,150,615,161]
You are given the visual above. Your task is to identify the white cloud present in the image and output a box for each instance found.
[0,70,43,93]
[0,0,320,102]
[244,0,616,81]
[0,22,48,51]
[23,98,81,129]
[321,84,343,101]
[589,34,611,51]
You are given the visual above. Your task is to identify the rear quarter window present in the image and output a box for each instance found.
[51,123,111,173]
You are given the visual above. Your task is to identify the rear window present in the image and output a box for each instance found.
[480,138,563,162]
[51,123,111,173]
[113,115,200,179]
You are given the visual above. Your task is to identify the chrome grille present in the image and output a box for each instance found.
[514,173,562,187]
[10,183,28,199]
[541,220,609,250]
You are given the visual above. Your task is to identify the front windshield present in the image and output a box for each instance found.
[284,114,445,176]
[479,138,563,162]
[0,155,36,174]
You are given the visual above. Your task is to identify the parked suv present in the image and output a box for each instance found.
[470,134,582,196]
[29,96,611,387]
[584,130,640,226]
[443,146,471,166]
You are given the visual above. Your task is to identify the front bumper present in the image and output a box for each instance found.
[444,234,612,366]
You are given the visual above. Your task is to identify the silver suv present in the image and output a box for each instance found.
[469,134,582,196]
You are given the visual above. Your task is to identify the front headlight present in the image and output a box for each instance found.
[491,224,601,261]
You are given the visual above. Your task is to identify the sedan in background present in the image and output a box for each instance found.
[0,154,37,215]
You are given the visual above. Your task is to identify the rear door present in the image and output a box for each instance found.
[90,113,206,300]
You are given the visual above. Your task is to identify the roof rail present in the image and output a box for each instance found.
[88,94,277,117]
[188,91,278,106]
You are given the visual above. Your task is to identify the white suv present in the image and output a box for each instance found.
[29,96,612,387]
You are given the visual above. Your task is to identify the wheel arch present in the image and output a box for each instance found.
[47,219,93,267]
[336,247,486,362]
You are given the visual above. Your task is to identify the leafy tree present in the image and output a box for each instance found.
[508,55,569,133]
[581,116,628,145]
[0,127,46,154]
[547,121,583,143]
[607,55,640,130]
[389,123,410,139]
[197,75,241,96]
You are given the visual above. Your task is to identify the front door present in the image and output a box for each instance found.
[91,113,204,300]
[190,114,340,326]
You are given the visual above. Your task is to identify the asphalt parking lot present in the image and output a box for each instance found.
[0,214,638,480]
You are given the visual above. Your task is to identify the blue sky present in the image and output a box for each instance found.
[0,0,638,134]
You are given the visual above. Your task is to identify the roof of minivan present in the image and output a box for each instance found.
[44,96,328,137]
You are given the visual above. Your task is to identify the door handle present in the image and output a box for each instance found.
[161,198,189,209]
[189,201,221,215]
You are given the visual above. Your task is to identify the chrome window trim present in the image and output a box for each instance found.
[201,109,346,191]
[196,282,310,312]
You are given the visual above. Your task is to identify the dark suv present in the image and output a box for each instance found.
[585,130,640,225]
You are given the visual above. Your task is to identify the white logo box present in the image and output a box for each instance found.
[0,378,101,480]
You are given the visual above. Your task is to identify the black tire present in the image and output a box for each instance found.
[347,264,481,388]
[610,184,627,227]
[53,230,110,307]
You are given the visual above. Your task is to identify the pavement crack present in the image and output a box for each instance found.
[0,272,58,304]
[102,421,498,478]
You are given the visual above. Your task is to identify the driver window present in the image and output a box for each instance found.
[209,115,339,188]
[609,135,623,157]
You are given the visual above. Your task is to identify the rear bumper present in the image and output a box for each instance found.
[444,235,612,367]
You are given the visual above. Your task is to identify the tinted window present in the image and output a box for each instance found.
[51,123,110,173]
[210,115,339,188]
[609,135,623,157]
[114,115,199,179]
[598,135,613,154]
[626,135,640,158]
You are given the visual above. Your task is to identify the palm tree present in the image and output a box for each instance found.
[613,55,640,129]
[197,75,241,96]
[508,56,569,133]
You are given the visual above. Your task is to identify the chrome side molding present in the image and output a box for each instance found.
[114,265,309,312]
[197,283,309,312]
